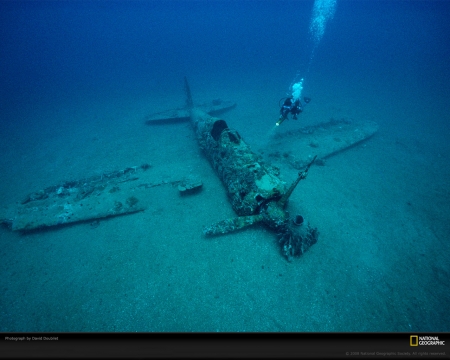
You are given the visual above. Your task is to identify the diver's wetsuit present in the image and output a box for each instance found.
[280,97,302,120]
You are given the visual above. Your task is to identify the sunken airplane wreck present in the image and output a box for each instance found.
[181,77,319,260]
[1,78,378,261]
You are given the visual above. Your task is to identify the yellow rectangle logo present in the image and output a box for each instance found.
[410,335,418,346]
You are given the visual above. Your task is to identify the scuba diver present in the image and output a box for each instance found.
[276,96,311,126]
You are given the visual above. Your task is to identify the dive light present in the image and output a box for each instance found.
[276,117,285,126]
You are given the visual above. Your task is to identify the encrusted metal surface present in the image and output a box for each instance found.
[185,78,318,260]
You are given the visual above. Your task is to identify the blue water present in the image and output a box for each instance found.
[0,1,449,333]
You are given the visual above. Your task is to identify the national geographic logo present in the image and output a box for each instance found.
[410,335,446,346]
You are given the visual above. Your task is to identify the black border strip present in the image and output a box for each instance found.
[1,333,448,359]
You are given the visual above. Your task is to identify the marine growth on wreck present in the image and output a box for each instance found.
[184,77,318,260]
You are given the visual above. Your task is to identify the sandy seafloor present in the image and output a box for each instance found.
[0,2,449,333]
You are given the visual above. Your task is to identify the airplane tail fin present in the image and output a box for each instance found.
[184,77,194,109]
